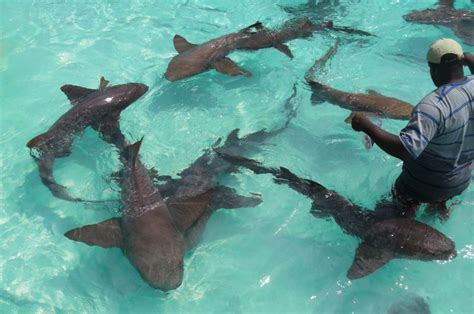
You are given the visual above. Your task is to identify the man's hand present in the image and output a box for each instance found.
[349,112,373,132]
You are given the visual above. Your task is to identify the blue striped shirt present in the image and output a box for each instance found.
[398,75,474,201]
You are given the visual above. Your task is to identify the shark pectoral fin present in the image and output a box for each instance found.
[274,43,294,59]
[210,186,262,210]
[212,58,251,77]
[310,93,325,105]
[168,190,215,232]
[60,85,97,105]
[99,76,109,90]
[64,218,123,248]
[173,35,197,53]
[347,242,393,280]
[184,211,212,251]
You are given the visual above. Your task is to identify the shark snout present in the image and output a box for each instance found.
[136,83,149,95]
[142,263,184,291]
[131,83,149,98]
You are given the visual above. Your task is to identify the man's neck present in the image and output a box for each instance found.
[439,74,466,86]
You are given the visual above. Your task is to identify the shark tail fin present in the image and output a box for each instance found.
[65,218,123,248]
[60,84,97,106]
[99,76,109,90]
[347,242,393,280]
[123,138,144,167]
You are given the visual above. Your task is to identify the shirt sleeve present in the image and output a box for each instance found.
[399,102,442,159]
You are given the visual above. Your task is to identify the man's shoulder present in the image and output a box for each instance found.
[415,92,442,111]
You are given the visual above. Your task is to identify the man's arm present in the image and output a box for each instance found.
[464,52,474,74]
[350,113,412,161]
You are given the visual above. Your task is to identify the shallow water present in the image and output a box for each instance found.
[1,0,473,313]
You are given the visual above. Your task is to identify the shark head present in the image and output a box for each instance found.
[96,82,149,112]
[347,218,456,279]
[60,81,148,112]
[123,226,185,291]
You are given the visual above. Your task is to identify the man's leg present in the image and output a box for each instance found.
[372,182,421,219]
[425,198,459,221]
[391,184,422,218]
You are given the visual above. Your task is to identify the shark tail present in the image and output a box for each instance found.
[305,39,340,83]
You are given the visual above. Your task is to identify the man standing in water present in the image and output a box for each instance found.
[351,38,474,218]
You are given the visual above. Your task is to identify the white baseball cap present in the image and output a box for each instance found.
[426,38,463,64]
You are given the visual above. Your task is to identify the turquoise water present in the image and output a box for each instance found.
[1,0,473,312]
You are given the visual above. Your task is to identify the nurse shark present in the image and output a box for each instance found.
[216,153,456,279]
[165,17,372,81]
[281,0,347,22]
[65,86,298,290]
[403,0,474,46]
[26,77,148,202]
[306,40,414,121]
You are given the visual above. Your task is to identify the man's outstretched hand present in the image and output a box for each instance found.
[349,112,373,132]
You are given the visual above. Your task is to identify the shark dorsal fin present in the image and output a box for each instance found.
[347,242,393,280]
[60,85,97,106]
[301,17,313,28]
[438,0,454,8]
[225,128,241,143]
[124,138,144,167]
[367,89,383,96]
[99,76,109,90]
[64,218,123,248]
[173,35,197,53]
[241,21,264,33]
